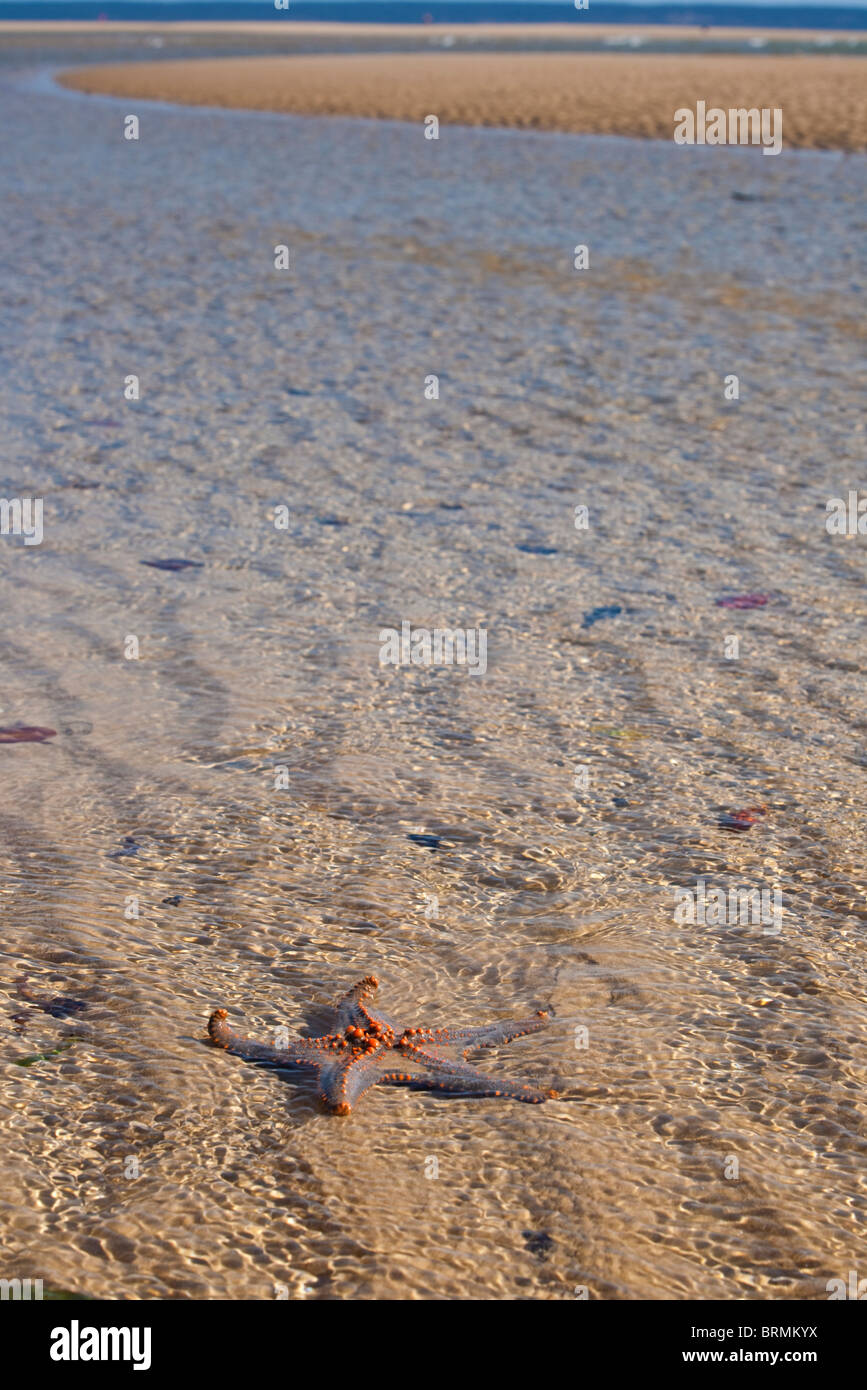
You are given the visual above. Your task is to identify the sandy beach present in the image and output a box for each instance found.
[59,51,867,150]
[1,19,865,1307]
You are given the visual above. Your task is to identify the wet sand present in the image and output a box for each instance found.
[59,51,867,151]
[4,0,867,1301]
[1,46,865,1299]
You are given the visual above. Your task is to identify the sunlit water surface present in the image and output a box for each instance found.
[0,61,864,1300]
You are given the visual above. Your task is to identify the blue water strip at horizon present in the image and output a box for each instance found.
[1,2,866,31]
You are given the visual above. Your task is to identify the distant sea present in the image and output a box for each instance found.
[2,2,866,31]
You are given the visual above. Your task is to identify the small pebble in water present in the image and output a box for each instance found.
[590,725,648,741]
[522,1230,555,1259]
[719,805,768,832]
[108,836,141,858]
[13,1041,77,1067]
[140,558,204,571]
[715,594,770,609]
[15,977,87,1019]
[582,604,623,629]
[0,725,57,743]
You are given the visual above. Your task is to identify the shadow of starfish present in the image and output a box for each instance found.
[207,975,557,1114]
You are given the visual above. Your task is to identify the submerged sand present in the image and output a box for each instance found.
[4,41,866,1304]
[59,52,867,151]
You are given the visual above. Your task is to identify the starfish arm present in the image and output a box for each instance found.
[420,1011,551,1052]
[333,975,382,1031]
[317,1050,392,1114]
[207,1009,324,1068]
[406,1046,556,1104]
[373,1066,533,1096]
[333,974,402,1034]
[375,1069,459,1093]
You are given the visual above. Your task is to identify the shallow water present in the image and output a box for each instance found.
[0,59,864,1301]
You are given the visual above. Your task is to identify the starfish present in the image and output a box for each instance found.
[207,975,557,1114]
